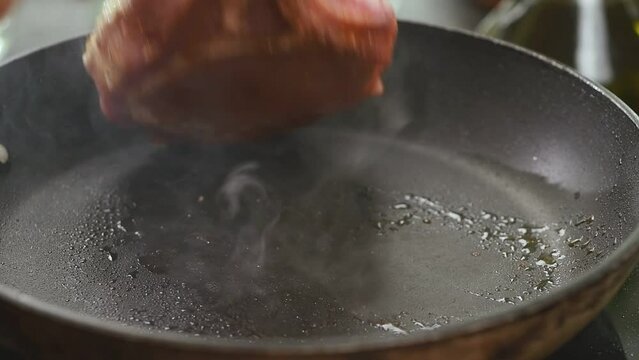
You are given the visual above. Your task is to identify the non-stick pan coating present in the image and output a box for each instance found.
[0,22,637,357]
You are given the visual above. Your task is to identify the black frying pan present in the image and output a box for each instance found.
[0,22,637,360]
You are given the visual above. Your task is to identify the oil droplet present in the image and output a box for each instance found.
[405,194,442,210]
[535,279,555,291]
[376,323,407,335]
[480,211,498,221]
[536,253,557,267]
[574,215,595,227]
[518,232,540,253]
[529,225,549,233]
[413,320,441,331]
[567,237,582,247]
[100,246,117,262]
[397,213,415,226]
[445,211,463,222]
[0,144,7,164]
[116,220,127,232]
[127,270,139,279]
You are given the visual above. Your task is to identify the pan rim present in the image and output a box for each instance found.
[0,21,638,355]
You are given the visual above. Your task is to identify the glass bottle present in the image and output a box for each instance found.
[0,0,16,60]
[477,0,639,111]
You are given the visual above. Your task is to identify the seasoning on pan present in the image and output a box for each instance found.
[0,143,8,164]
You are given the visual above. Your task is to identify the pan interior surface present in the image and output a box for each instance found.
[0,23,638,346]
[0,130,610,341]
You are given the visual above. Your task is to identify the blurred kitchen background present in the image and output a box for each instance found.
[0,0,493,60]
[0,0,636,358]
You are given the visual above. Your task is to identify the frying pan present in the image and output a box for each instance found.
[0,21,637,360]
